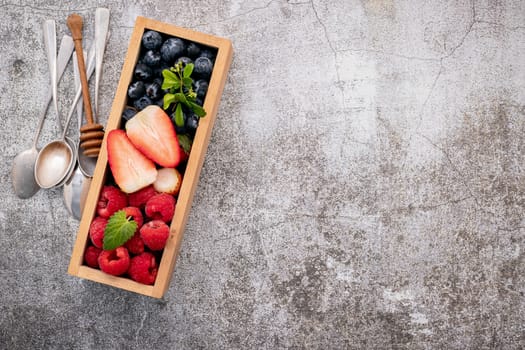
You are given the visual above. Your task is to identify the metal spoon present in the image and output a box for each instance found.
[11,33,74,198]
[78,8,110,177]
[63,50,96,219]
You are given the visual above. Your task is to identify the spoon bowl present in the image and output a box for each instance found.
[34,139,74,188]
[12,148,40,198]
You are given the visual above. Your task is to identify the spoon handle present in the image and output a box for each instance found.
[67,14,95,126]
[94,8,110,121]
[32,35,74,149]
[42,20,59,132]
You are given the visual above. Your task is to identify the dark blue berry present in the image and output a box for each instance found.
[185,113,199,134]
[127,81,145,99]
[160,38,186,63]
[134,63,153,81]
[175,56,193,68]
[142,50,162,67]
[122,107,137,121]
[199,49,216,62]
[142,31,163,50]
[194,57,213,79]
[133,96,153,110]
[194,79,208,99]
[145,82,163,100]
[186,42,201,59]
[195,97,204,106]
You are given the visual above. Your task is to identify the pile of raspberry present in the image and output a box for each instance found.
[84,185,176,285]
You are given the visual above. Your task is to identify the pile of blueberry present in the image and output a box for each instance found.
[123,30,217,137]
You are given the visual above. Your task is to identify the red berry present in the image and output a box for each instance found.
[145,193,175,223]
[84,246,102,268]
[128,185,158,209]
[89,216,108,248]
[128,252,158,285]
[140,220,170,251]
[97,186,128,218]
[98,247,131,276]
[122,206,144,228]
[125,232,145,255]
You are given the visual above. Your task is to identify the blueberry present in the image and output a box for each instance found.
[186,42,201,59]
[142,30,163,50]
[154,61,172,80]
[145,82,164,100]
[142,50,162,67]
[194,79,208,99]
[195,97,204,106]
[134,63,153,81]
[193,57,213,79]
[199,49,216,62]
[127,81,145,99]
[160,38,186,63]
[133,96,153,110]
[122,107,137,121]
[185,113,199,134]
[175,56,193,68]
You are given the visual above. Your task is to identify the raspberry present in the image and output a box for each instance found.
[140,220,170,251]
[97,186,128,218]
[128,252,158,285]
[145,193,175,223]
[128,185,158,209]
[84,246,102,268]
[98,247,130,276]
[122,206,144,228]
[89,216,108,248]
[125,232,145,255]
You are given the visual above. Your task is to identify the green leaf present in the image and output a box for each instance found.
[163,93,176,110]
[189,101,207,117]
[182,77,193,88]
[178,134,192,154]
[103,210,138,250]
[174,92,188,104]
[175,103,184,127]
[183,63,194,78]
[162,69,180,89]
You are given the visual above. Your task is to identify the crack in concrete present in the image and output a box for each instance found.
[308,0,346,109]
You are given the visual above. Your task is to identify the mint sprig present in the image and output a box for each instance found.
[162,62,206,127]
[103,210,138,250]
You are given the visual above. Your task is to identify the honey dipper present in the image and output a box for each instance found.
[67,13,104,157]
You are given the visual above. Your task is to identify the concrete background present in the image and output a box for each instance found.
[1,0,524,349]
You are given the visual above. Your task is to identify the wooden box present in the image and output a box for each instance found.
[68,17,233,298]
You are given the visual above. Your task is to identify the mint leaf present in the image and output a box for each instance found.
[189,101,206,117]
[162,69,180,89]
[103,210,138,250]
[175,103,184,127]
[183,63,194,78]
[178,134,192,154]
[182,77,193,88]
[163,93,176,110]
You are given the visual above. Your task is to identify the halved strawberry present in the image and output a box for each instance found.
[125,105,182,167]
[153,168,182,195]
[107,129,158,193]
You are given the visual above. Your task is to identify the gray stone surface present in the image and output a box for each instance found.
[1,0,524,348]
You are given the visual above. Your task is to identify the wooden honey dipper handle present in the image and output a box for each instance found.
[67,14,94,125]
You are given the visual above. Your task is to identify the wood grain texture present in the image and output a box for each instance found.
[68,16,233,298]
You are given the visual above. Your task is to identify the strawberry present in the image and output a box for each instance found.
[125,105,182,167]
[153,168,182,195]
[107,129,158,193]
